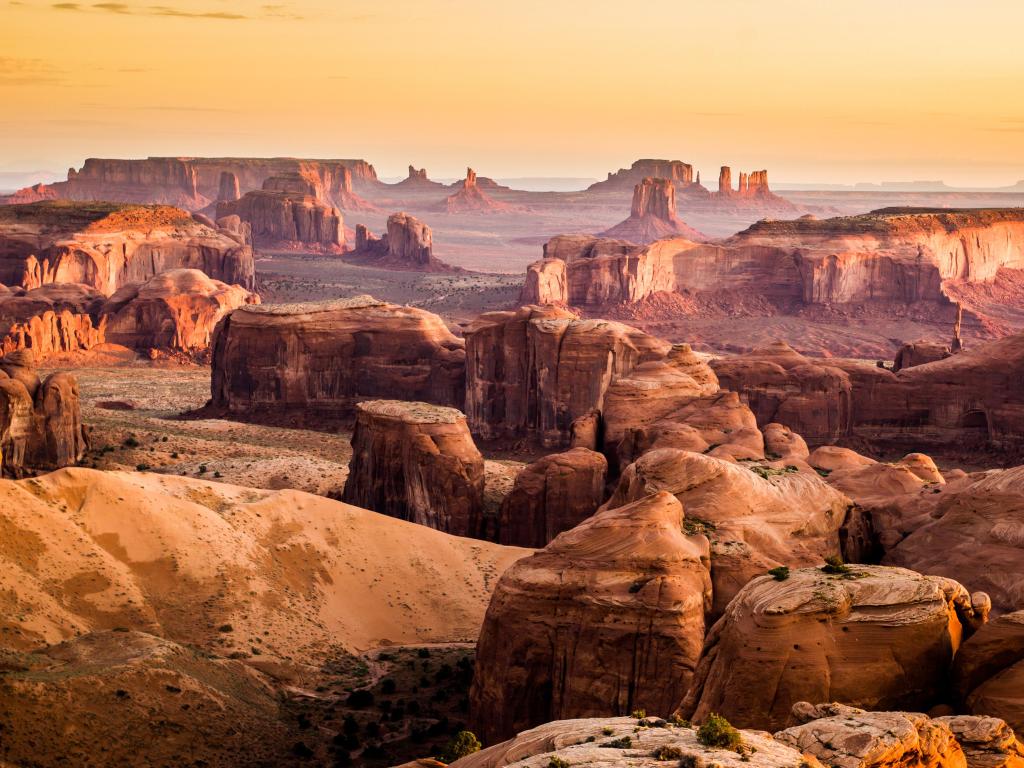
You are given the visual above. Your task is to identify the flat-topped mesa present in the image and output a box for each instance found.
[0,284,106,359]
[469,492,712,744]
[588,158,696,191]
[349,212,459,272]
[598,177,706,244]
[464,305,675,447]
[0,351,87,476]
[330,165,376,211]
[210,296,466,421]
[217,171,240,203]
[0,202,255,294]
[438,168,517,214]
[216,173,344,252]
[525,207,1024,314]
[681,565,989,732]
[340,400,486,538]
[101,268,258,353]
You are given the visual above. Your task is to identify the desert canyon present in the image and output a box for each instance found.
[3,5,1024,766]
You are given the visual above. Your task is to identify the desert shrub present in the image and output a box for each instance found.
[696,713,742,750]
[768,566,790,581]
[549,757,571,768]
[123,435,140,448]
[381,678,396,694]
[438,731,482,763]
[601,736,632,749]
[346,689,374,708]
[653,745,684,760]
[821,555,851,575]
[632,709,646,719]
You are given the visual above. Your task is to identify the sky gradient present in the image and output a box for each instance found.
[2,0,1024,185]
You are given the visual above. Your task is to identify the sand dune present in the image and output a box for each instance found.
[0,468,530,663]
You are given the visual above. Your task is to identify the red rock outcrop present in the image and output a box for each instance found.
[101,269,258,353]
[329,165,376,211]
[598,177,707,244]
[0,202,255,294]
[0,283,106,358]
[210,296,466,420]
[520,257,568,305]
[526,208,1024,319]
[496,447,607,547]
[469,491,712,744]
[439,168,517,214]
[0,351,87,476]
[349,212,459,271]
[954,611,1024,733]
[464,305,674,447]
[681,565,990,731]
[215,173,344,252]
[710,341,853,443]
[217,171,240,202]
[340,400,485,537]
[588,159,696,191]
[394,165,445,190]
[604,448,851,612]
[717,167,776,199]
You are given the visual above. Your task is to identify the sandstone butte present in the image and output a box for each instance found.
[350,211,460,271]
[588,158,698,190]
[393,165,446,190]
[2,156,380,211]
[101,268,259,352]
[521,208,1024,320]
[341,399,486,538]
[0,201,255,295]
[680,565,991,731]
[215,172,345,252]
[439,168,519,214]
[598,176,707,244]
[209,295,467,420]
[0,349,87,476]
[469,492,712,744]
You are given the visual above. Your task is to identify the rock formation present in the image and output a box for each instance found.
[524,208,1024,320]
[394,165,445,190]
[452,716,825,768]
[217,170,240,202]
[709,341,853,443]
[520,257,568,305]
[882,464,1024,613]
[680,565,990,731]
[349,212,458,271]
[439,168,517,214]
[588,159,697,191]
[954,610,1024,733]
[341,400,485,537]
[0,283,106,359]
[0,202,255,293]
[101,269,258,353]
[464,305,674,447]
[210,296,466,420]
[893,340,951,371]
[604,448,852,612]
[717,167,776,198]
[598,177,706,244]
[216,172,344,252]
[470,492,712,744]
[496,447,607,547]
[0,351,86,476]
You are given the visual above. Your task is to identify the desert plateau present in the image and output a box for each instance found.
[2,1,1024,767]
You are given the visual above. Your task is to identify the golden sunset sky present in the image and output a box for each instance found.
[2,0,1023,185]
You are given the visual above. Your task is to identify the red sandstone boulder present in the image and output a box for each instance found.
[894,340,951,371]
[210,296,466,420]
[469,491,712,744]
[101,269,259,353]
[681,565,990,731]
[496,447,607,547]
[598,177,706,244]
[954,611,1024,733]
[341,400,485,538]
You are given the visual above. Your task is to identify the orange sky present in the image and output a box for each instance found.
[2,0,1024,185]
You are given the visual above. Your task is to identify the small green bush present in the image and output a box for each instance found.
[600,736,632,749]
[439,731,481,763]
[768,566,790,581]
[631,709,647,720]
[653,745,684,760]
[696,713,742,751]
[821,555,851,575]
[548,757,571,768]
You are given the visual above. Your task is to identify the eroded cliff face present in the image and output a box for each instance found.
[341,400,485,537]
[350,212,457,271]
[529,208,1024,312]
[0,284,106,359]
[0,203,255,294]
[470,492,712,744]
[588,159,696,191]
[215,172,344,252]
[464,305,672,446]
[210,296,466,420]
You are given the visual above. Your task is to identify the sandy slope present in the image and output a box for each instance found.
[0,467,530,663]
